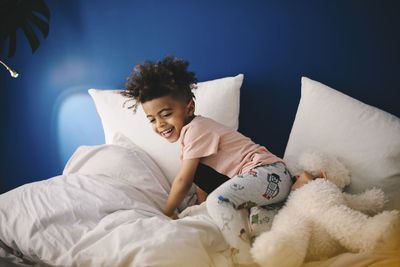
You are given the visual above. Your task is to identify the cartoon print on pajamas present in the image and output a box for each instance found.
[251,213,272,225]
[261,214,272,224]
[251,214,259,224]
[230,183,245,191]
[262,173,281,200]
[218,195,231,205]
[238,228,251,242]
[249,170,258,177]
[231,247,239,256]
[221,213,234,231]
[237,201,257,209]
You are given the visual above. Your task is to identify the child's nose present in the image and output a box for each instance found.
[156,118,166,128]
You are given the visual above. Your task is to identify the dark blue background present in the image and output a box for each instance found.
[1,0,399,193]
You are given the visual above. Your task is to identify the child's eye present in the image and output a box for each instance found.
[149,119,155,123]
[163,113,172,117]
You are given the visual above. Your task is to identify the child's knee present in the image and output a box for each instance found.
[207,189,230,208]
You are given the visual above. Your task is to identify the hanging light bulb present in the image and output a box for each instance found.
[0,60,19,78]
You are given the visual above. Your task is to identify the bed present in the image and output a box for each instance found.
[0,75,399,266]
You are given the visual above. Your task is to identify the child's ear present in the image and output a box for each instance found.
[186,99,195,116]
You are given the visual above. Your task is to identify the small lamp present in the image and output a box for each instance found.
[0,60,19,78]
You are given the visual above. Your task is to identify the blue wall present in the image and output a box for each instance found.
[1,0,399,193]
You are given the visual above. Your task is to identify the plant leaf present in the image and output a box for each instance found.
[21,20,40,54]
[0,0,50,57]
[22,0,50,20]
[27,12,49,38]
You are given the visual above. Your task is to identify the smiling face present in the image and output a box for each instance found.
[142,95,195,143]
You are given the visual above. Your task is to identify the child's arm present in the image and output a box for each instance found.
[164,158,200,218]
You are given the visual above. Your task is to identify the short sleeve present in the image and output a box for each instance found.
[181,122,220,160]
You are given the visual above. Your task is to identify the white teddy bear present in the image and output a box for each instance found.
[251,151,400,267]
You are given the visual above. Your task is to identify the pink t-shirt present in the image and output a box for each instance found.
[180,116,284,178]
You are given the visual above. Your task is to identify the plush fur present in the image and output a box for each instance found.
[251,151,400,267]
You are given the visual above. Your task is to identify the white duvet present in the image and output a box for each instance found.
[0,134,234,267]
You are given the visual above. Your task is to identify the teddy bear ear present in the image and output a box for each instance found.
[284,155,302,176]
[297,150,327,175]
[294,150,351,188]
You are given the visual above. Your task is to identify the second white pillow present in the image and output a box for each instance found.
[284,77,400,210]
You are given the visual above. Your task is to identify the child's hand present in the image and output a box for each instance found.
[164,158,200,219]
[291,171,326,191]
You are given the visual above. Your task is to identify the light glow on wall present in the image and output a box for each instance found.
[55,90,104,166]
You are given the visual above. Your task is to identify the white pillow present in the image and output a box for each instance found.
[63,132,197,212]
[88,74,243,183]
[284,77,400,210]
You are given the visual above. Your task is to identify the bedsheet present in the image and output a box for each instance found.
[0,173,233,267]
[1,136,398,266]
[303,249,400,267]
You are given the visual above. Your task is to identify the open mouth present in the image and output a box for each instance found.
[160,127,174,138]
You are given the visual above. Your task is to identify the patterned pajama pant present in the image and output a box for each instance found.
[206,162,293,265]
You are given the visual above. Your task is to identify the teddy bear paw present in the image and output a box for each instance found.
[372,210,400,251]
[358,210,400,252]
[251,231,304,267]
[362,188,387,215]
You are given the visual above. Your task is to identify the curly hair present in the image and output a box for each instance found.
[120,55,198,113]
